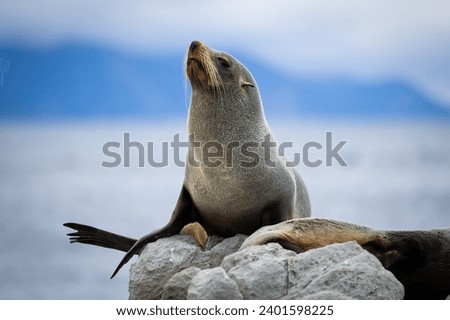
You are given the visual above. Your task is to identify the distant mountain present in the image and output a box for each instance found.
[243,59,450,120]
[0,44,449,120]
[0,45,187,120]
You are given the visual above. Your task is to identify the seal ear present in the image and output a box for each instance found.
[240,77,254,88]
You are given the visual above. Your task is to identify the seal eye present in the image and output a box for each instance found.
[218,57,231,69]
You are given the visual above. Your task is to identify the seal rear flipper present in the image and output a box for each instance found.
[111,185,198,278]
[64,222,137,252]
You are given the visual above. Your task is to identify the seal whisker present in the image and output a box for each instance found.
[182,50,190,111]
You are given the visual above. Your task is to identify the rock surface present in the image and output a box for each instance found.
[129,235,404,300]
[188,267,243,300]
[161,267,201,300]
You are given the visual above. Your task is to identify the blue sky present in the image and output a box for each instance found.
[1,0,450,110]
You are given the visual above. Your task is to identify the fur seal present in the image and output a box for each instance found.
[65,40,311,278]
[240,218,450,299]
[64,41,449,299]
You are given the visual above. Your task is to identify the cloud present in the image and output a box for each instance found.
[1,0,450,106]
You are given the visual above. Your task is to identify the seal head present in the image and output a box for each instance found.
[186,40,255,92]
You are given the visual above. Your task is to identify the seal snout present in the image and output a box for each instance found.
[189,40,203,52]
[186,40,221,89]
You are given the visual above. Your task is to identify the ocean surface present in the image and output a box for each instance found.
[0,119,449,299]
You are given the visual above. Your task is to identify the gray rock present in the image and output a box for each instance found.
[194,234,248,269]
[129,235,404,300]
[129,235,200,299]
[221,243,296,299]
[129,234,247,299]
[187,267,243,300]
[162,267,202,300]
[285,241,404,300]
[301,291,353,300]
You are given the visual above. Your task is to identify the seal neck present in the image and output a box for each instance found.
[187,89,269,143]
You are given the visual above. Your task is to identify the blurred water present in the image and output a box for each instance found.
[0,119,449,299]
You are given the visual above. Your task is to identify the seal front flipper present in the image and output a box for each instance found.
[110,185,198,278]
[180,222,208,248]
[64,222,137,252]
